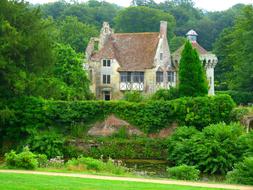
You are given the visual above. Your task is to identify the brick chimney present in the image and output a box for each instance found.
[160,21,167,38]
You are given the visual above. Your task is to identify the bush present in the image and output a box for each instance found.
[226,157,253,185]
[5,147,38,169]
[229,107,250,122]
[168,123,244,174]
[123,91,144,102]
[66,156,127,174]
[36,154,48,168]
[237,131,253,158]
[217,91,253,105]
[167,165,200,181]
[27,132,65,158]
[151,88,179,101]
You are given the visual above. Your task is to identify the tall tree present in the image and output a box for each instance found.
[0,0,55,98]
[178,41,208,97]
[214,5,253,92]
[114,6,175,39]
[58,16,98,53]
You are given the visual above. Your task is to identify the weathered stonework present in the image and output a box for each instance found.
[85,23,218,100]
[85,21,175,100]
[87,115,144,136]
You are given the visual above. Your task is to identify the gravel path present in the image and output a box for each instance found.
[0,169,252,190]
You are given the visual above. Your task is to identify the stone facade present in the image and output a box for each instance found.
[85,23,217,100]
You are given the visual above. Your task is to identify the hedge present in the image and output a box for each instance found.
[3,94,235,137]
[216,91,253,105]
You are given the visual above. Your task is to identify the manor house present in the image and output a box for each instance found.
[85,21,217,100]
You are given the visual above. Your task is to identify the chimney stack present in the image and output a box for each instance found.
[160,21,167,38]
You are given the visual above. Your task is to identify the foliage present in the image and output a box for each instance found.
[4,147,38,169]
[0,0,55,99]
[27,132,65,158]
[226,157,253,185]
[114,6,175,39]
[66,156,127,174]
[229,106,251,122]
[151,87,179,101]
[111,127,129,139]
[58,16,98,52]
[216,91,253,105]
[4,95,235,140]
[123,91,144,102]
[237,131,253,158]
[167,123,244,174]
[52,43,92,100]
[178,41,208,97]
[47,156,65,168]
[170,36,186,52]
[82,137,168,160]
[167,165,200,181]
[214,6,253,92]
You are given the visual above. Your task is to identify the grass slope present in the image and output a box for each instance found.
[0,173,226,190]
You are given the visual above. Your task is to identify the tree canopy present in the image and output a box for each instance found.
[214,5,253,92]
[114,6,176,39]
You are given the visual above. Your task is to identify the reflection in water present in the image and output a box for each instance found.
[122,159,168,178]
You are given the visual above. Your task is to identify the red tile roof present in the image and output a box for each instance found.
[91,32,160,71]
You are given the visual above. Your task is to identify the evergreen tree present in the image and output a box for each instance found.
[178,41,208,97]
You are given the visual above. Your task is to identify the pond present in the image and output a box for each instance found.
[121,159,225,182]
[122,159,168,178]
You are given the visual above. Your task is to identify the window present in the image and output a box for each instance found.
[120,72,131,82]
[102,75,110,84]
[132,72,144,83]
[168,71,175,82]
[120,72,144,83]
[102,59,111,67]
[156,71,163,83]
[160,53,163,61]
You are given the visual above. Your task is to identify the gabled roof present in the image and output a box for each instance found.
[91,32,160,71]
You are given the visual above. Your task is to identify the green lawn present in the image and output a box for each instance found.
[0,173,227,190]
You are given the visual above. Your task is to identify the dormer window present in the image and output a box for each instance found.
[102,59,111,67]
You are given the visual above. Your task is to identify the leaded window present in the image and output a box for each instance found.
[156,71,163,83]
[168,71,175,82]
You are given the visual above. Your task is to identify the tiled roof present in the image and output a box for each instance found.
[91,32,160,71]
[172,41,208,58]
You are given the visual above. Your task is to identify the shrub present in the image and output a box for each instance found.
[123,91,144,102]
[237,131,253,158]
[168,123,244,174]
[5,147,38,169]
[229,107,250,122]
[36,154,48,168]
[151,88,179,101]
[226,157,253,185]
[217,91,253,105]
[167,165,200,181]
[66,156,127,174]
[27,132,65,158]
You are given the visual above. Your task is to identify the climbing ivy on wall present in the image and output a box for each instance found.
[1,94,235,141]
